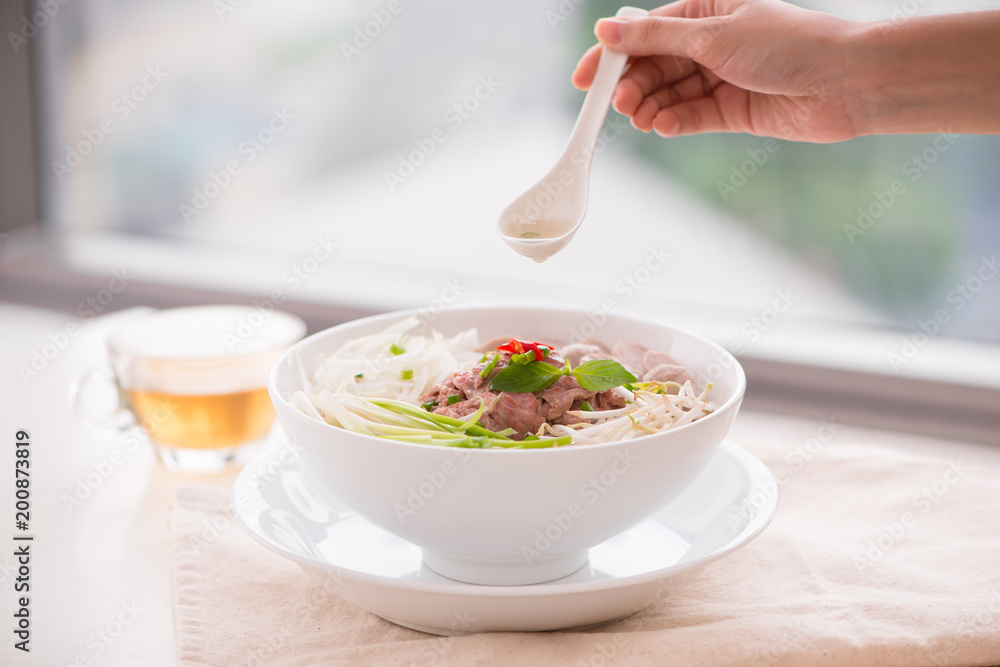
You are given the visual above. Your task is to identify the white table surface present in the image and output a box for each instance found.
[1,303,998,667]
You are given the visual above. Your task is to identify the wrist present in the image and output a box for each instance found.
[837,21,891,138]
[844,11,1000,136]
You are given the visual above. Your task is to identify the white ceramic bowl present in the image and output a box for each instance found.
[268,306,746,586]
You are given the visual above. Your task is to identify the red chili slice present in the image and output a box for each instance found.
[495,338,549,359]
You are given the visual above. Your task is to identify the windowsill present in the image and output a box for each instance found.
[3,227,999,445]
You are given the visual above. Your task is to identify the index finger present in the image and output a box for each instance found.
[650,0,692,18]
[572,43,604,90]
[574,1,693,89]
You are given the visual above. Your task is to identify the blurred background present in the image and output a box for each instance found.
[14,0,1000,337]
[1,0,998,439]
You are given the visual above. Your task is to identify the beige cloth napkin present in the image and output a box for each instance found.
[170,438,1000,667]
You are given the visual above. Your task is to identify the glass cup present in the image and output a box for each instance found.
[74,305,305,474]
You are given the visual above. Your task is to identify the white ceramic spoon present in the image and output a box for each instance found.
[498,6,648,262]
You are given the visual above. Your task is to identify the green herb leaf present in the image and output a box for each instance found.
[489,361,562,393]
[389,343,406,356]
[401,369,413,380]
[572,359,638,392]
[447,394,461,405]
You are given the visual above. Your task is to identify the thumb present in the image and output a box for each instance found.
[595,16,721,60]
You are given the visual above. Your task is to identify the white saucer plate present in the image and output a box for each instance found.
[232,440,778,635]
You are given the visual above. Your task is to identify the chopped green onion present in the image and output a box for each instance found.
[447,394,461,405]
[540,347,550,358]
[332,396,572,449]
[401,369,413,380]
[523,433,539,441]
[389,343,406,356]
[517,435,572,448]
[368,397,509,440]
[479,353,500,378]
[354,373,363,378]
[579,401,593,412]
[421,399,438,411]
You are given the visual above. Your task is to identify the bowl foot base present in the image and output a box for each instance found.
[422,548,588,586]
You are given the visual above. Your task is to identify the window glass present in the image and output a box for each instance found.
[38,0,1000,343]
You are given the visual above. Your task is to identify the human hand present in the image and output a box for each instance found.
[572,0,864,142]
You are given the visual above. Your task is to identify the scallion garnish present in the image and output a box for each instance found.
[479,353,500,378]
[447,394,461,405]
[579,401,593,411]
[389,343,406,356]
[401,369,413,380]
[421,399,438,411]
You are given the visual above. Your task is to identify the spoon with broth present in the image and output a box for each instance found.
[498,6,648,262]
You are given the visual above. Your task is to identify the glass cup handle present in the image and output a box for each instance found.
[70,368,135,432]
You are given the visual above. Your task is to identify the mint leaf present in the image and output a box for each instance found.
[489,362,562,393]
[573,359,637,392]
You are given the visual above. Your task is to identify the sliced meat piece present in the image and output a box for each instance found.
[420,376,462,407]
[553,389,625,425]
[642,363,696,390]
[552,410,586,426]
[577,338,610,353]
[611,340,647,377]
[591,389,626,411]
[642,350,681,374]
[433,396,489,420]
[540,375,595,421]
[452,371,479,398]
[470,353,510,390]
[479,391,545,439]
[578,352,615,366]
[558,343,608,368]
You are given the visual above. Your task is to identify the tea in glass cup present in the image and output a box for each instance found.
[76,305,305,473]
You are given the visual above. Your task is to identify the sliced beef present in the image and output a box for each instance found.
[422,376,462,407]
[577,338,610,353]
[452,370,479,397]
[611,340,647,377]
[642,363,695,392]
[541,375,595,421]
[434,394,495,420]
[418,337,695,441]
[643,350,680,373]
[558,343,608,368]
[478,391,545,437]
[591,389,626,411]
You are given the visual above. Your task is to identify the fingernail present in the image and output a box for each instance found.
[654,113,680,138]
[595,19,624,45]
